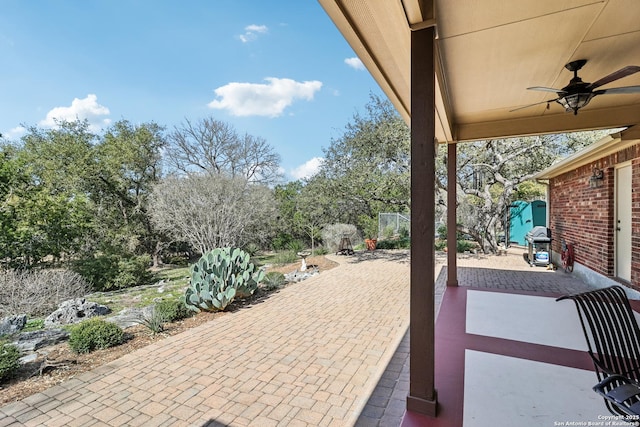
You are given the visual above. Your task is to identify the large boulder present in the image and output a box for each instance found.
[106,306,154,329]
[12,329,69,352]
[44,298,111,327]
[0,314,27,336]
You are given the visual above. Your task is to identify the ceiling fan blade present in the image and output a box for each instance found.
[598,85,640,95]
[510,98,558,112]
[527,86,565,94]
[587,66,640,90]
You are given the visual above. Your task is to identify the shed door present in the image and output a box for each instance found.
[616,164,632,282]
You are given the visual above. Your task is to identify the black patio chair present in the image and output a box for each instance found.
[557,285,640,419]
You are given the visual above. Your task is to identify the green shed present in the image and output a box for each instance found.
[508,200,547,246]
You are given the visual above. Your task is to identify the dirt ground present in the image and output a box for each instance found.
[0,255,338,406]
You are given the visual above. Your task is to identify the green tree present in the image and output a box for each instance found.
[19,120,96,195]
[92,120,167,266]
[1,121,95,267]
[273,181,305,248]
[307,93,410,234]
[0,119,166,287]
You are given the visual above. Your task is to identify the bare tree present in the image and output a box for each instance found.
[454,131,610,253]
[148,174,276,254]
[165,117,281,184]
[0,269,90,317]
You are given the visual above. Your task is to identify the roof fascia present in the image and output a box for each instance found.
[535,129,640,179]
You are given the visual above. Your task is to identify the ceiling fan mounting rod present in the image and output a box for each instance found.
[565,59,587,73]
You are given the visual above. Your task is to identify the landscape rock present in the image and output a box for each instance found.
[19,353,38,364]
[0,314,27,336]
[284,267,320,283]
[44,298,111,327]
[106,306,154,329]
[12,329,69,352]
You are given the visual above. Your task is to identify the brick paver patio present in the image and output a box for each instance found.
[1,247,614,426]
[0,251,411,427]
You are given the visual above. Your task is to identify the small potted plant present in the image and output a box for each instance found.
[365,237,377,251]
[362,216,378,251]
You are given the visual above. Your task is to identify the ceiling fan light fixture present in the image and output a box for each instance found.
[519,60,640,115]
[556,92,594,115]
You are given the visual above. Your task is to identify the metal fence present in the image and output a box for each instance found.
[378,213,411,239]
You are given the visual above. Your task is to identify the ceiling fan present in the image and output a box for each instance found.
[512,59,640,115]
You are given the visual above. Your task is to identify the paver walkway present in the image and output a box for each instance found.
[0,252,411,427]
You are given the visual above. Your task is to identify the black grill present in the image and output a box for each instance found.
[526,226,552,267]
[525,226,551,243]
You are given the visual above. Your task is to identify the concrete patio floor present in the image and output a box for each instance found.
[1,247,631,426]
[356,249,639,427]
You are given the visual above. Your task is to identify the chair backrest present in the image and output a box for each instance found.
[557,286,640,381]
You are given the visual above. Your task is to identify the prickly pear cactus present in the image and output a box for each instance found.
[184,247,263,312]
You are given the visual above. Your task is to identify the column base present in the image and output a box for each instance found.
[407,391,438,417]
[447,279,459,287]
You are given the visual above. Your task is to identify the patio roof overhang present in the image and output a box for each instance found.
[318,0,640,143]
[318,0,640,422]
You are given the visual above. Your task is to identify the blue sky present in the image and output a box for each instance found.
[0,0,384,181]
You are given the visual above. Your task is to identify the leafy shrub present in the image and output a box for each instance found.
[73,254,152,291]
[383,225,395,239]
[321,224,361,253]
[271,233,294,251]
[68,318,125,354]
[243,243,260,257]
[273,250,297,266]
[435,239,447,251]
[376,238,410,250]
[23,319,45,332]
[399,226,410,239]
[375,239,393,249]
[457,240,477,253]
[162,255,189,266]
[286,240,304,253]
[112,255,153,289]
[185,247,265,312]
[0,344,20,381]
[0,269,90,317]
[313,246,328,256]
[155,299,191,322]
[397,238,410,249]
[262,272,286,291]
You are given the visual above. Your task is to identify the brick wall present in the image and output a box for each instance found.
[632,157,640,288]
[549,143,640,291]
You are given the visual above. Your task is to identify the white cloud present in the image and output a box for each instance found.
[239,24,268,43]
[208,77,323,117]
[39,94,111,131]
[5,126,26,139]
[344,57,365,71]
[290,157,324,180]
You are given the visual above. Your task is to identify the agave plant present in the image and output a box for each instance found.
[185,247,264,312]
